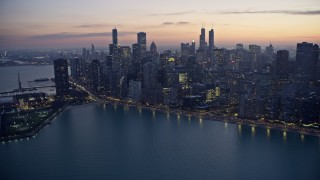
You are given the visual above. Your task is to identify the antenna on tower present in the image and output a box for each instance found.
[18,71,22,92]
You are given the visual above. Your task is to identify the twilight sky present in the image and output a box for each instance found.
[0,0,319,49]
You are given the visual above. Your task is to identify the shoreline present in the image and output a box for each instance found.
[0,103,69,142]
[102,100,320,137]
[1,100,319,142]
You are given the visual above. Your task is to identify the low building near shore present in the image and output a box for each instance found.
[0,97,16,114]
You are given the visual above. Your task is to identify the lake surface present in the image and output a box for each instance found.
[0,65,54,92]
[1,103,319,180]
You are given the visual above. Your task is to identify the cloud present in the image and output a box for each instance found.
[149,11,194,16]
[74,24,112,28]
[161,22,190,26]
[176,22,189,25]
[220,9,320,15]
[30,32,135,39]
[162,22,175,25]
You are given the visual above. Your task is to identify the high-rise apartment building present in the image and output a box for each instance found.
[54,58,69,98]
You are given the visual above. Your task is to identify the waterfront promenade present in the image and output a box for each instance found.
[1,81,320,142]
[0,103,68,142]
[101,98,320,137]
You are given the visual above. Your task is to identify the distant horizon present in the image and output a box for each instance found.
[0,40,308,52]
[1,0,319,49]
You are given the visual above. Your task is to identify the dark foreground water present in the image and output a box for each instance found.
[1,104,320,180]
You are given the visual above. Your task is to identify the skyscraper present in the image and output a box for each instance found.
[296,42,316,78]
[54,58,69,98]
[236,43,243,50]
[199,27,206,50]
[143,62,158,89]
[181,43,190,56]
[82,48,87,59]
[209,28,214,51]
[266,44,274,55]
[312,44,320,82]
[91,59,101,91]
[112,28,118,45]
[189,40,196,55]
[109,28,119,56]
[91,44,95,57]
[249,44,262,70]
[70,58,81,79]
[128,80,142,101]
[150,41,157,53]
[150,41,158,60]
[137,32,147,58]
[119,46,131,72]
[249,44,262,54]
[132,43,140,64]
[276,50,289,79]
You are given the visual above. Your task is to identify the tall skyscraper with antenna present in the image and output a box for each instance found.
[137,32,147,58]
[209,28,214,51]
[109,28,119,56]
[199,27,206,50]
[112,28,118,45]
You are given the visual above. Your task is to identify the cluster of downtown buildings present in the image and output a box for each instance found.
[54,28,320,124]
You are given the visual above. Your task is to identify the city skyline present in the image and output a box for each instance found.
[1,1,320,179]
[1,0,320,49]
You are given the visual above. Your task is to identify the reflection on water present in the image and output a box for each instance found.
[238,124,242,133]
[1,104,319,180]
[152,109,156,118]
[301,134,304,141]
[267,128,270,138]
[251,126,256,135]
[283,131,287,141]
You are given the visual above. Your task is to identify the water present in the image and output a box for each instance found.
[1,104,319,180]
[0,65,54,92]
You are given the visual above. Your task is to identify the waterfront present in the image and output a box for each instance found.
[1,103,320,180]
[1,65,319,142]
